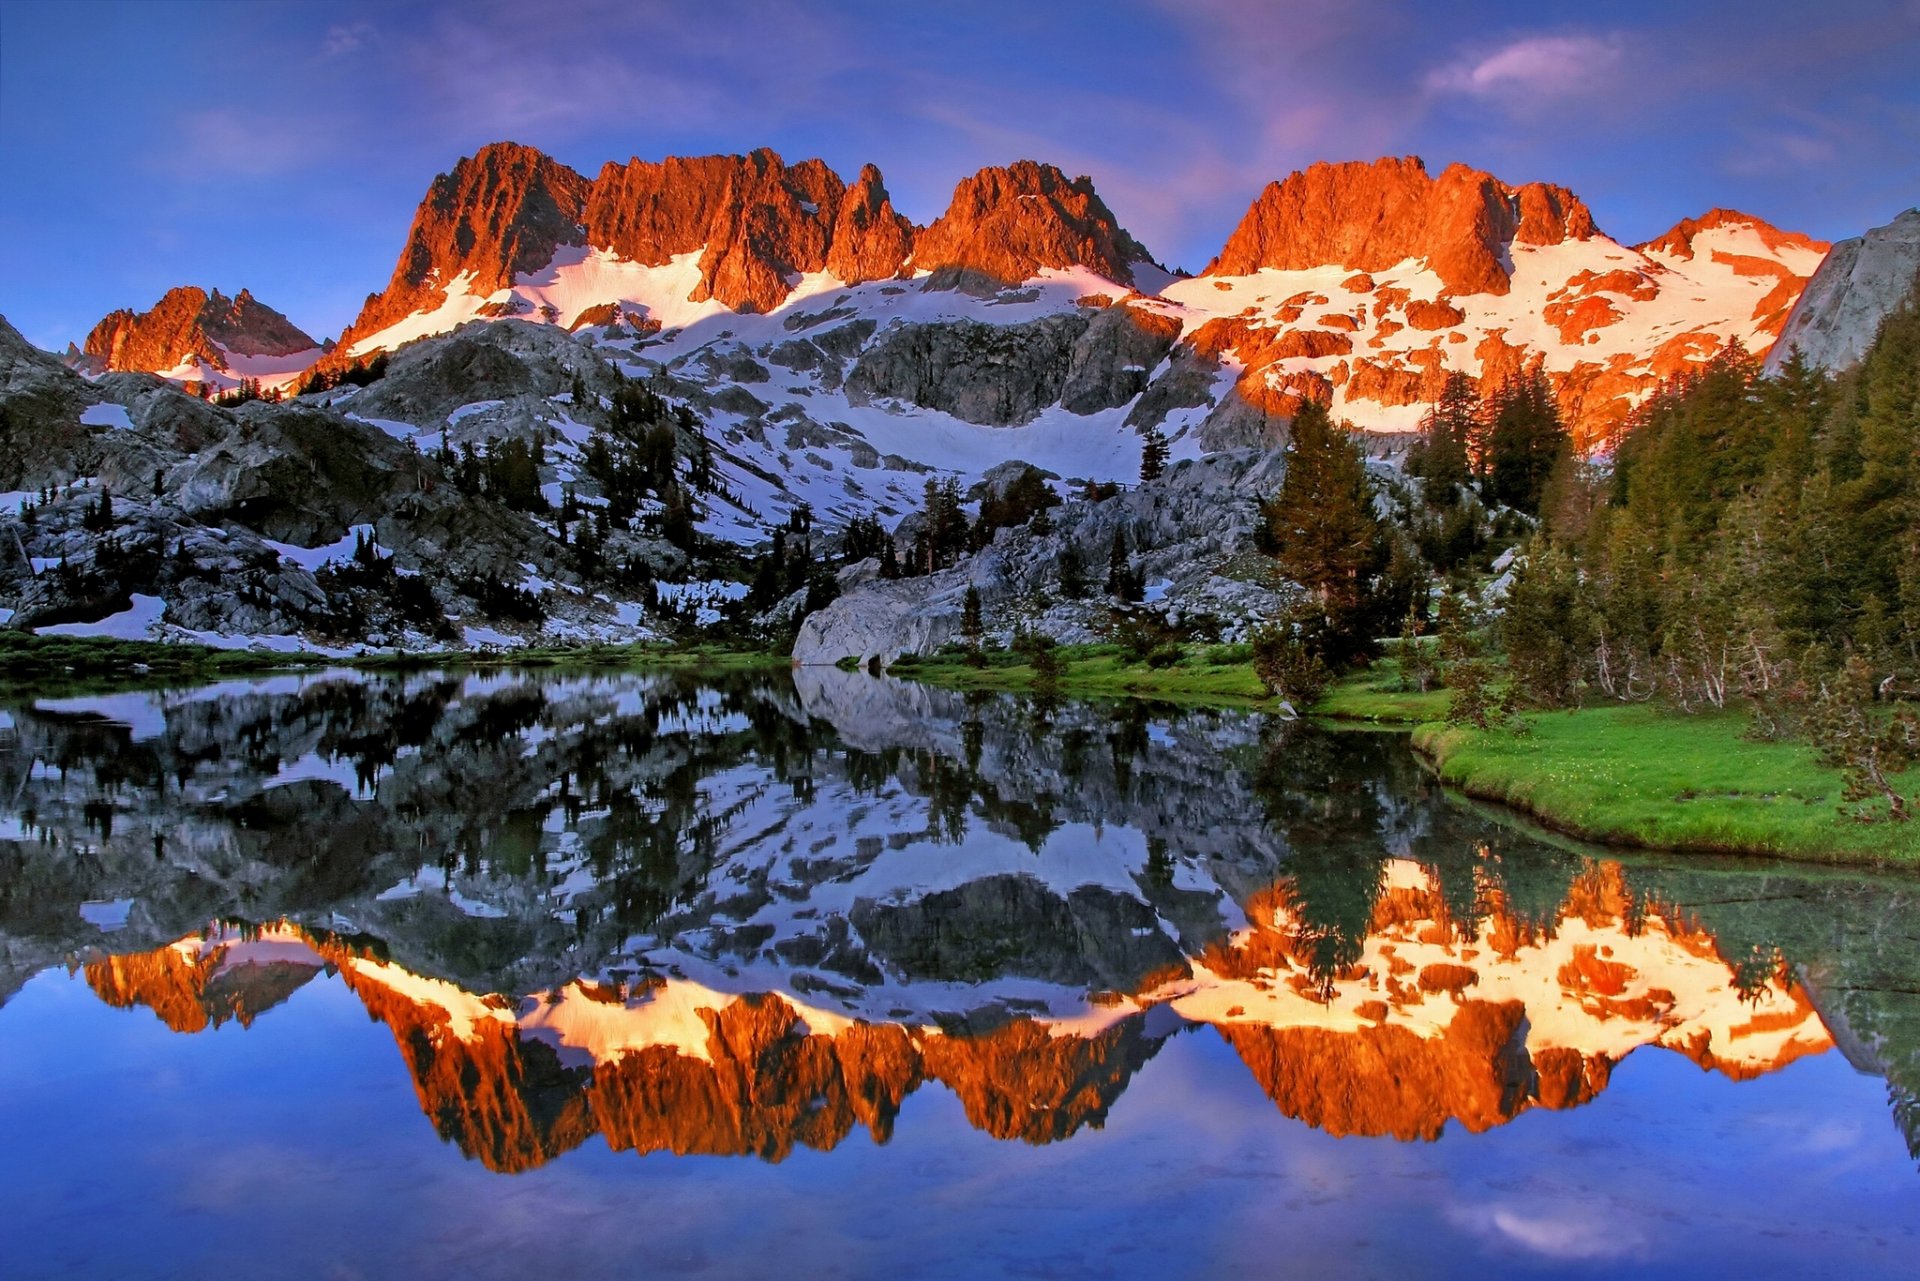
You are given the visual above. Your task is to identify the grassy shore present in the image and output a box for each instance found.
[0,632,788,696]
[1413,708,1920,867]
[889,642,1920,868]
[888,643,1273,706]
[891,644,1459,720]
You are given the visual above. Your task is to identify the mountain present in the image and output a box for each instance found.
[1206,156,1601,296]
[909,159,1161,289]
[323,147,1830,450]
[329,143,1151,362]
[81,285,325,392]
[78,146,1833,454]
[11,144,1862,650]
[1172,157,1827,445]
[1766,207,1920,373]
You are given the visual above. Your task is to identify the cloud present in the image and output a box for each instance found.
[1447,1199,1648,1262]
[1426,33,1626,101]
[172,108,331,177]
[322,21,373,56]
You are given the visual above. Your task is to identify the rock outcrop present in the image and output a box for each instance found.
[845,313,1092,424]
[1766,208,1920,373]
[1205,156,1599,296]
[335,141,594,355]
[911,160,1158,288]
[1,316,670,645]
[792,450,1294,666]
[83,286,320,378]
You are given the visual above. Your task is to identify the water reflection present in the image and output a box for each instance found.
[3,667,1918,1176]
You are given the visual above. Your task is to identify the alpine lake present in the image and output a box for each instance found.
[2,665,1915,1279]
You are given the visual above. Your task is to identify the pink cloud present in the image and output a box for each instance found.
[1425,33,1626,101]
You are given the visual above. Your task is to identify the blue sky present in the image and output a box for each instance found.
[2,0,1916,350]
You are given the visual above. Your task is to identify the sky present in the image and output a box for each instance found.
[2,0,1917,351]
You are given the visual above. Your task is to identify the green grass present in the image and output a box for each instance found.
[897,643,1457,718]
[0,632,787,696]
[892,643,1274,706]
[1414,704,1920,867]
[1310,659,1452,724]
[895,640,1920,867]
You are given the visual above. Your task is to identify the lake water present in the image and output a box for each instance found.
[1,667,1915,1278]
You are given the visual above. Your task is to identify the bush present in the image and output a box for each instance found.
[1445,659,1525,732]
[1250,625,1331,707]
[1146,643,1184,669]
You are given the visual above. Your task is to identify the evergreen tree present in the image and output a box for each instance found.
[1058,541,1087,600]
[1139,425,1169,483]
[1413,371,1478,499]
[1105,528,1141,601]
[1499,543,1591,707]
[1259,401,1386,617]
[961,585,985,658]
[1484,369,1569,514]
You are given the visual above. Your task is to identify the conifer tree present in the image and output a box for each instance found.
[1105,528,1141,601]
[1058,541,1087,600]
[1484,369,1569,514]
[1139,425,1169,483]
[1259,401,1385,617]
[1414,371,1477,499]
[961,585,985,658]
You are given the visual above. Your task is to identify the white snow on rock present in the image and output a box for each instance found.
[79,403,134,430]
[79,898,135,931]
[263,524,378,571]
[37,593,167,640]
[447,399,505,424]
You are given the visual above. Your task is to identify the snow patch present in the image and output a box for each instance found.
[79,403,134,430]
[37,594,167,640]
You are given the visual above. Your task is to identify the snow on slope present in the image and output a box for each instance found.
[1159,216,1824,440]
[340,208,1823,511]
[151,344,329,394]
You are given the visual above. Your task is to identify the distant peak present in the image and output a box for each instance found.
[1637,208,1827,260]
[82,286,317,374]
[1207,156,1599,295]
[910,160,1158,287]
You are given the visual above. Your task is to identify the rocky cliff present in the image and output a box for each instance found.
[1766,207,1920,373]
[1206,156,1599,296]
[82,286,322,389]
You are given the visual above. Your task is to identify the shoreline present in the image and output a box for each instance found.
[0,633,789,697]
[11,633,1912,869]
[888,644,1919,870]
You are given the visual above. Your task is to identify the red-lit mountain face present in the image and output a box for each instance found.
[80,146,1829,451]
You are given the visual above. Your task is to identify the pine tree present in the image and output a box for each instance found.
[1484,369,1569,515]
[1258,401,1385,617]
[1139,425,1169,483]
[1058,541,1087,600]
[1499,543,1591,708]
[1414,371,1477,499]
[1105,528,1141,601]
[961,585,985,655]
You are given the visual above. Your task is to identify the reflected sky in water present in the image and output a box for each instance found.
[1,667,1916,1278]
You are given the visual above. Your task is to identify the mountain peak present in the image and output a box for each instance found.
[911,160,1156,288]
[82,284,319,376]
[334,141,592,353]
[1206,156,1600,295]
[1637,207,1827,261]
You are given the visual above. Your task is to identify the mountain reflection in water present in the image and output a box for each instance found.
[4,666,1918,1181]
